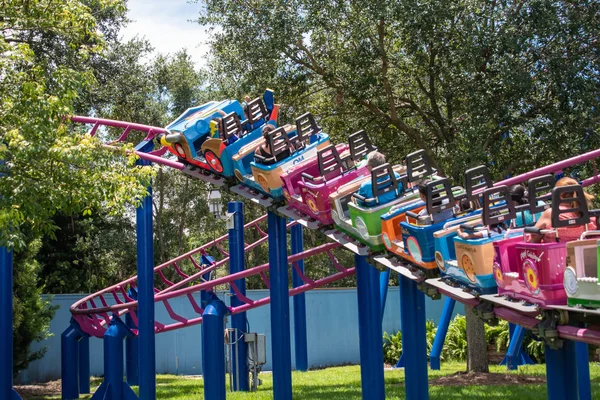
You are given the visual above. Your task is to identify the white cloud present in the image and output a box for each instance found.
[121,0,211,67]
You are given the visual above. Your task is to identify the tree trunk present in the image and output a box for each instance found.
[465,305,489,373]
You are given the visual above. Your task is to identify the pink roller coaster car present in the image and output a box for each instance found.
[494,180,599,306]
[280,130,375,226]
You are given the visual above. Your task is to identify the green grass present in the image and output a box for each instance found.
[22,362,600,399]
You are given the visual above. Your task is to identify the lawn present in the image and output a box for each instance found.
[19,362,600,399]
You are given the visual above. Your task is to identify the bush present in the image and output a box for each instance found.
[383,320,438,365]
[383,315,550,366]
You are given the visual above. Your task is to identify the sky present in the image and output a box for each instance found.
[121,0,211,67]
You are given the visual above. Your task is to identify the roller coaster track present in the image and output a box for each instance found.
[68,116,356,339]
[69,115,600,348]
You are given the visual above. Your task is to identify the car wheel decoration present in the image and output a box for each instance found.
[523,259,540,295]
[382,232,392,250]
[234,169,244,182]
[205,150,224,173]
[175,143,186,158]
[406,237,422,263]
[435,251,445,272]
[306,194,319,214]
[564,267,578,296]
[283,188,291,201]
[460,254,477,283]
[355,217,369,240]
[257,174,270,192]
[493,261,504,288]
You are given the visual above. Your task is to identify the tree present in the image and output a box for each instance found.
[0,0,155,249]
[0,0,154,376]
[196,0,600,182]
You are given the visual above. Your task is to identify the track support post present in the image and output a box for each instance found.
[125,312,139,387]
[267,211,292,400]
[355,254,385,400]
[135,141,155,400]
[78,334,90,394]
[92,316,138,400]
[545,341,579,400]
[576,341,591,400]
[379,268,390,323]
[430,297,455,370]
[202,294,229,400]
[399,274,429,399]
[500,323,534,370]
[291,223,308,371]
[0,247,22,400]
[228,201,249,391]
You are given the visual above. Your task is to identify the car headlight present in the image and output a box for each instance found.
[355,217,369,240]
[564,267,578,296]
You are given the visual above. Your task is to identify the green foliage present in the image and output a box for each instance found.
[383,320,438,365]
[0,0,155,250]
[444,315,469,361]
[382,330,403,365]
[197,0,600,184]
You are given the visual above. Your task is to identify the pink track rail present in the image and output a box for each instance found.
[71,240,354,337]
[68,116,186,170]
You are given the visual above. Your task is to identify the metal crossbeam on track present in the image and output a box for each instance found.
[71,242,353,337]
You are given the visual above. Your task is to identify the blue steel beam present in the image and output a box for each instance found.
[125,312,139,386]
[545,341,579,400]
[504,324,527,371]
[228,201,249,391]
[268,211,292,400]
[379,269,390,324]
[430,297,455,370]
[291,223,308,372]
[78,334,90,394]
[576,341,591,400]
[399,275,429,400]
[135,155,156,400]
[202,295,228,400]
[355,255,385,400]
[92,316,138,400]
[61,324,81,400]
[0,247,22,400]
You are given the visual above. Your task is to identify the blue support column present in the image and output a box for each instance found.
[291,223,308,372]
[228,201,249,391]
[92,316,138,400]
[0,247,22,400]
[430,297,455,370]
[200,254,214,307]
[61,324,81,400]
[135,157,155,400]
[505,325,527,370]
[500,323,534,369]
[267,211,292,400]
[125,312,139,386]
[576,341,591,400]
[545,341,579,400]
[399,275,429,400]
[355,255,385,400]
[393,275,404,369]
[78,333,90,394]
[379,269,390,323]
[201,295,228,400]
